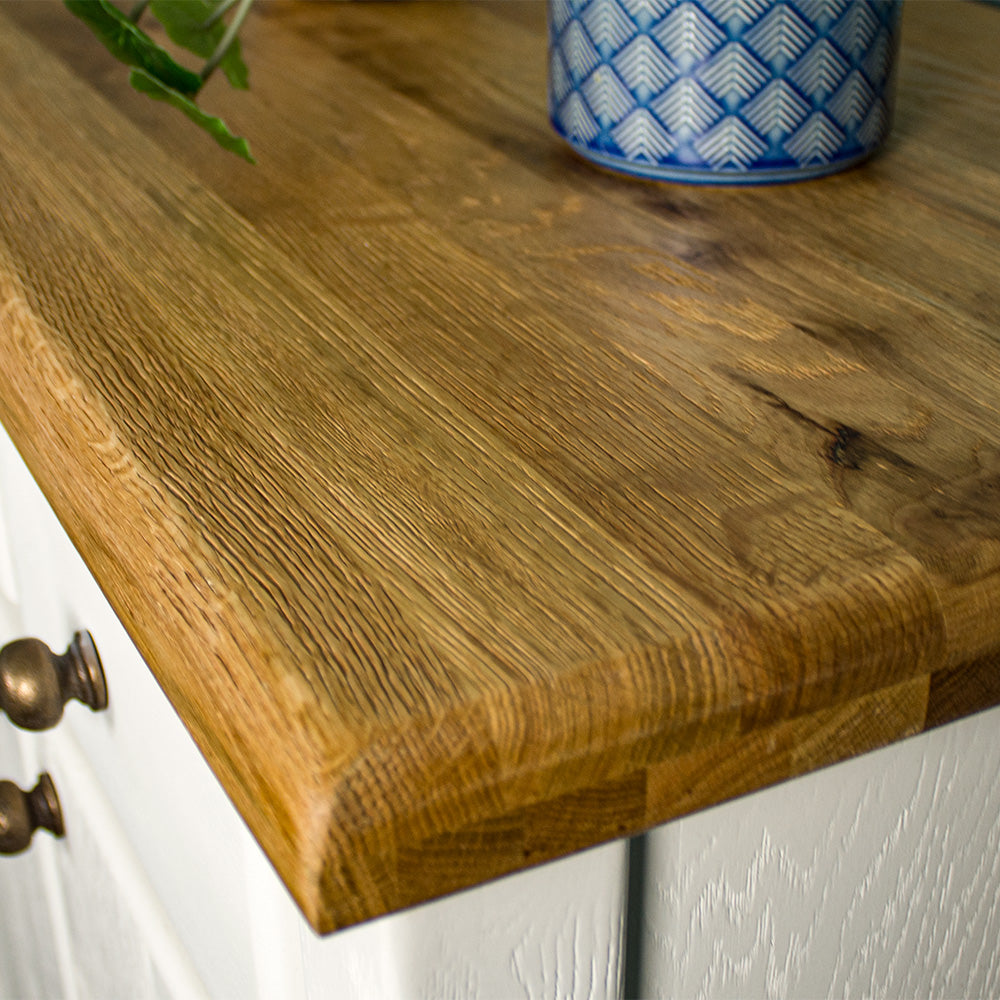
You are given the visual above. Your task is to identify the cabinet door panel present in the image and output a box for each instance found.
[35,728,210,1000]
[0,473,69,1000]
[292,840,628,1000]
[636,706,1000,1000]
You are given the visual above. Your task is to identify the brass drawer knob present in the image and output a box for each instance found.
[0,631,108,731]
[0,773,65,855]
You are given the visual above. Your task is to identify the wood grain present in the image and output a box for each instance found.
[0,1,998,931]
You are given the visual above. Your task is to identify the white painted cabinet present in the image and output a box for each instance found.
[0,719,65,1000]
[0,467,67,1000]
[634,708,1000,999]
[2,420,1000,1000]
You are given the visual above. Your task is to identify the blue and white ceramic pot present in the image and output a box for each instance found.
[548,0,903,184]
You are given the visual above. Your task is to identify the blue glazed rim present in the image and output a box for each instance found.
[552,125,885,186]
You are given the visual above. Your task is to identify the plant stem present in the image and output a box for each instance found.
[202,0,239,31]
[201,0,253,83]
[128,0,150,23]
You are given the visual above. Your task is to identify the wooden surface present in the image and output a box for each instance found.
[0,0,998,932]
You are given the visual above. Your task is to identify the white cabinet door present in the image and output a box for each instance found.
[238,821,629,1000]
[289,839,629,1000]
[0,472,69,999]
[634,707,1000,1000]
[0,727,70,1000]
[20,726,210,1000]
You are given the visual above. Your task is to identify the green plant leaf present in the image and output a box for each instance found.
[149,0,249,90]
[64,0,203,95]
[130,68,254,162]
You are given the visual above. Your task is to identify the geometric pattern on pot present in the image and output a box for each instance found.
[549,0,903,184]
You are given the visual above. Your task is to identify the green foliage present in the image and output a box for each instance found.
[149,0,249,90]
[130,68,254,162]
[64,0,254,161]
[64,0,202,94]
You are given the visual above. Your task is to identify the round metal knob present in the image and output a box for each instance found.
[0,631,107,731]
[0,773,65,855]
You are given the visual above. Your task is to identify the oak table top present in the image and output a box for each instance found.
[1,1,998,932]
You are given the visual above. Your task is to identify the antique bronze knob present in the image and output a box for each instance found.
[0,631,107,730]
[0,773,65,855]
